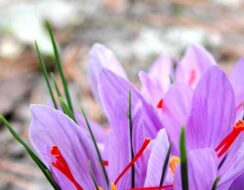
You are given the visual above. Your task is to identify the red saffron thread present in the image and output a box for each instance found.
[157,99,164,109]
[50,146,83,190]
[215,120,244,157]
[114,138,151,185]
[103,160,109,166]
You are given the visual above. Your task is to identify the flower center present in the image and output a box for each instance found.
[50,146,83,190]
[188,69,196,86]
[215,120,244,157]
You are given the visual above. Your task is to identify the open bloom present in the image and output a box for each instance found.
[30,103,177,190]
[158,66,244,189]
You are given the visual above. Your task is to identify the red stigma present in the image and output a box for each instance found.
[188,69,196,86]
[215,120,244,157]
[129,184,173,190]
[157,99,164,109]
[103,160,109,166]
[114,138,151,186]
[50,146,83,190]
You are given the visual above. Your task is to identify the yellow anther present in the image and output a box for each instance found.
[111,183,117,190]
[98,187,103,190]
[169,156,180,175]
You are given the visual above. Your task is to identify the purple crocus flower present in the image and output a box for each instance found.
[30,104,170,190]
[29,44,171,189]
[156,66,244,189]
[139,44,216,110]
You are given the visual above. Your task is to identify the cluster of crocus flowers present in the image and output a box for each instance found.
[27,42,244,190]
[1,26,243,190]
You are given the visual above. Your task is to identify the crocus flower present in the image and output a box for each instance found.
[157,66,244,189]
[139,44,216,109]
[30,43,175,190]
[30,105,168,190]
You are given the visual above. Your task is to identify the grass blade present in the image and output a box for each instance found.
[159,143,172,186]
[180,127,189,190]
[211,176,220,190]
[59,97,77,123]
[127,91,135,188]
[51,73,62,97]
[46,21,73,113]
[35,41,57,109]
[80,106,109,186]
[0,115,60,190]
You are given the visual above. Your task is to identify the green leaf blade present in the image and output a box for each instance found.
[59,97,77,123]
[0,115,60,190]
[180,127,189,190]
[35,41,57,109]
[80,106,109,186]
[46,21,73,113]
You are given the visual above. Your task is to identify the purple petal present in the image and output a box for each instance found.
[217,132,244,189]
[161,83,193,155]
[231,58,244,119]
[218,143,244,189]
[144,129,172,187]
[88,43,127,102]
[187,66,236,150]
[140,54,173,106]
[99,68,162,135]
[176,44,216,87]
[99,70,161,187]
[139,71,164,107]
[75,111,108,144]
[174,148,218,190]
[103,96,131,189]
[98,68,141,119]
[29,105,106,189]
[229,173,244,190]
[148,54,173,89]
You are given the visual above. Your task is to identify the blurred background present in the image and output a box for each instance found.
[0,0,244,189]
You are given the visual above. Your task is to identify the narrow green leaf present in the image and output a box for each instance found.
[59,97,77,123]
[46,21,73,113]
[0,115,60,190]
[180,127,189,190]
[35,41,57,109]
[159,143,172,186]
[80,106,109,186]
[88,160,100,190]
[51,73,62,97]
[127,91,135,188]
[211,176,220,190]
